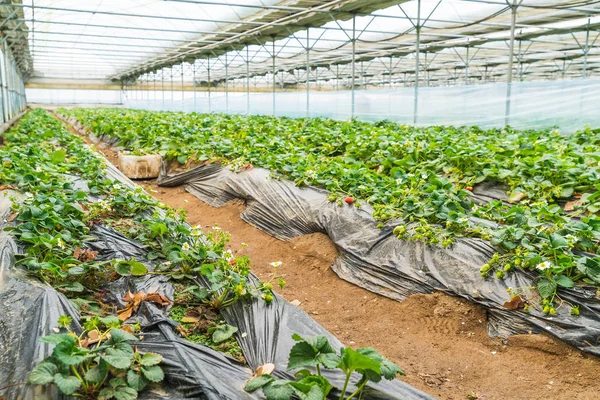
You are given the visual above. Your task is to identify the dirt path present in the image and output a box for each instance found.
[56,113,600,400]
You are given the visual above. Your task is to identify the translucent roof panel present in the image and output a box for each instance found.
[21,0,284,79]
[4,0,599,85]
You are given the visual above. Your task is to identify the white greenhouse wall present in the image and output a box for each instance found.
[27,78,600,133]
[26,88,123,105]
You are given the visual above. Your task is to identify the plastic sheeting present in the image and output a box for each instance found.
[118,79,600,133]
[0,148,432,399]
[155,162,600,357]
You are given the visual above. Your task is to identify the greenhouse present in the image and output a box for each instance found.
[1,1,600,399]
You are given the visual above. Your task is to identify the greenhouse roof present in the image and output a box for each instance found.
[2,0,599,85]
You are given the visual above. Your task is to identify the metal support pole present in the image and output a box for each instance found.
[361,61,365,89]
[465,46,469,85]
[505,0,518,126]
[207,58,211,113]
[517,38,523,82]
[161,71,165,110]
[413,0,421,125]
[336,64,339,91]
[306,27,310,118]
[170,68,174,110]
[351,15,356,118]
[181,66,184,110]
[583,17,590,79]
[193,62,196,111]
[0,46,7,122]
[225,53,229,113]
[424,52,430,87]
[246,47,250,115]
[272,39,276,115]
[389,55,393,89]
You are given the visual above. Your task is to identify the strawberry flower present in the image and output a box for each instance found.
[536,261,552,271]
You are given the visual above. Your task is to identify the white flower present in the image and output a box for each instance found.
[223,249,234,261]
[35,166,42,173]
[191,227,201,236]
[182,243,190,251]
[57,238,65,249]
[565,234,578,243]
[457,217,468,224]
[421,173,429,179]
[536,261,552,271]
[269,261,283,268]
[396,178,403,185]
[304,170,317,180]
[98,200,111,210]
[212,225,221,231]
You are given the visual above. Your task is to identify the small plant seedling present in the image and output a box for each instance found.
[244,334,404,400]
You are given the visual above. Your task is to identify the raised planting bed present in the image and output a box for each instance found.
[58,107,600,357]
[0,109,427,400]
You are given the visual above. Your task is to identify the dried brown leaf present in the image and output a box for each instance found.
[503,295,526,310]
[255,363,275,377]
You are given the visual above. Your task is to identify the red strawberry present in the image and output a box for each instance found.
[344,196,354,205]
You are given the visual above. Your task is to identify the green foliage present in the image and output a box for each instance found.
[60,108,600,308]
[0,109,274,395]
[1,108,273,312]
[244,334,403,400]
[28,317,164,398]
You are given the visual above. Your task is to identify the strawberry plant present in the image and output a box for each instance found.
[244,334,403,400]
[0,109,282,396]
[60,107,600,310]
[28,315,164,399]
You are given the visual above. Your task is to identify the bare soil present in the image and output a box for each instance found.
[57,114,600,400]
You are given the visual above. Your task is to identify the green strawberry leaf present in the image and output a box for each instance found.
[245,374,274,392]
[550,233,569,249]
[141,365,164,383]
[84,362,107,383]
[102,354,132,369]
[537,278,557,299]
[108,328,139,344]
[127,369,148,391]
[263,380,294,400]
[113,386,138,400]
[287,341,318,370]
[212,324,238,344]
[51,149,67,164]
[53,373,81,395]
[98,387,115,400]
[338,347,381,376]
[39,334,76,345]
[139,352,163,367]
[28,362,58,385]
[53,341,86,366]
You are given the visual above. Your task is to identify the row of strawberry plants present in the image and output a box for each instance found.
[60,108,600,314]
[3,109,405,400]
[0,109,272,398]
